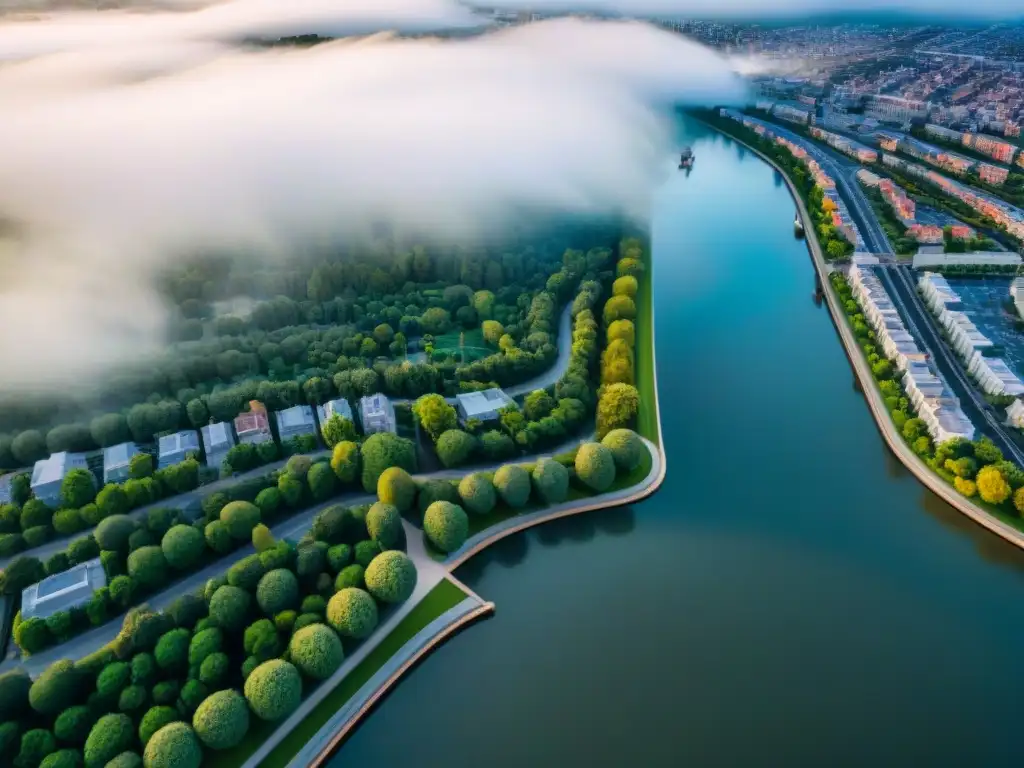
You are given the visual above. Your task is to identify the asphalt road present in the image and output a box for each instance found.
[0,450,329,572]
[2,428,593,675]
[2,303,576,571]
[878,265,1024,465]
[744,117,893,256]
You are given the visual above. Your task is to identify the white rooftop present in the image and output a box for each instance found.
[321,399,353,420]
[203,422,233,448]
[30,452,84,487]
[158,430,200,455]
[103,442,138,469]
[361,394,391,416]
[276,405,315,428]
[456,388,516,419]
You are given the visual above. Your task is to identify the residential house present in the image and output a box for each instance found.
[962,132,1017,164]
[359,394,397,435]
[455,388,517,425]
[316,399,355,438]
[967,353,1024,396]
[234,401,273,446]
[275,405,317,442]
[21,558,107,620]
[158,430,201,469]
[979,164,1010,185]
[1010,277,1024,319]
[1006,398,1024,428]
[908,224,944,244]
[103,442,140,484]
[201,422,236,470]
[30,452,89,507]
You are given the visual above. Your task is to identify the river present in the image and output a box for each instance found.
[331,117,1024,766]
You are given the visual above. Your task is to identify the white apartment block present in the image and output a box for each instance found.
[1011,277,1024,319]
[1006,399,1024,428]
[967,353,1024,396]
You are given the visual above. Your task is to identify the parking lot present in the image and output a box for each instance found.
[947,277,1024,376]
[915,203,972,231]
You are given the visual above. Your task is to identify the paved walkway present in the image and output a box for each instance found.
[247,589,485,768]
[446,436,665,569]
[2,438,598,674]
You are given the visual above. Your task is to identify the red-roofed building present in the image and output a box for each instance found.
[908,224,944,244]
[234,401,273,445]
[979,164,1010,185]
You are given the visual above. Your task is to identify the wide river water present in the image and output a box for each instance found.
[334,117,1024,766]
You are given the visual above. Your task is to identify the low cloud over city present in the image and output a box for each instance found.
[469,0,1024,19]
[0,0,746,392]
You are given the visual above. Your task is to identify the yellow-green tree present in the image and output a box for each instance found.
[606,319,635,347]
[482,320,504,346]
[953,476,976,498]
[1014,486,1024,515]
[412,394,457,442]
[596,383,640,439]
[252,524,274,553]
[976,465,1011,505]
[612,276,638,298]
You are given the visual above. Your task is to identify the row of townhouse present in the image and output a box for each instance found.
[753,99,812,125]
[918,272,1024,398]
[887,131,1010,185]
[900,136,976,177]
[848,257,974,444]
[17,398,359,506]
[963,132,1018,165]
[721,109,862,248]
[881,154,1024,241]
[903,361,977,444]
[856,169,952,246]
[808,126,878,163]
[857,168,917,224]
[880,178,916,224]
[925,124,1020,165]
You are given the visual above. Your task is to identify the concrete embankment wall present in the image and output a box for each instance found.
[706,120,1024,552]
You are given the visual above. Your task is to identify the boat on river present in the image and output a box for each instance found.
[678,147,694,169]
[794,212,805,238]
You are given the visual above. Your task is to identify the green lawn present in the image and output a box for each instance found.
[208,579,469,768]
[261,579,467,768]
[635,254,659,445]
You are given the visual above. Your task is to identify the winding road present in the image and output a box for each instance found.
[1,304,576,572]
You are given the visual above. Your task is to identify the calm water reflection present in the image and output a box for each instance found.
[332,118,1024,767]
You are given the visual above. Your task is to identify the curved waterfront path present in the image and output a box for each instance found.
[0,424,599,675]
[287,217,668,767]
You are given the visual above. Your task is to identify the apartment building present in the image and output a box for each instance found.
[979,164,1010,185]
[1011,276,1024,319]
[925,123,964,143]
[967,353,1024,395]
[963,132,1018,164]
[878,179,916,224]
[772,103,812,125]
[908,224,944,244]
